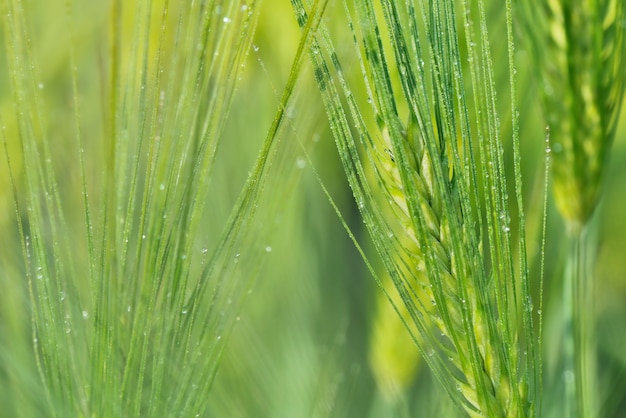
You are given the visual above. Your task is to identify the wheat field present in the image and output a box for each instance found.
[0,0,625,417]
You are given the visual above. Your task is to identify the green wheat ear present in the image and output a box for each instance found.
[521,0,626,226]
[291,0,540,415]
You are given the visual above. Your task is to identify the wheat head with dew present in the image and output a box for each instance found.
[291,0,540,416]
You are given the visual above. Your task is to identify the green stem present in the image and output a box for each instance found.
[563,223,596,418]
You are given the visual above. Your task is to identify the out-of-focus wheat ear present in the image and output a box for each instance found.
[540,0,626,226]
[519,0,625,416]
[369,274,422,402]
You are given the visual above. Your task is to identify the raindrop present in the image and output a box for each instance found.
[201,248,208,254]
[265,246,272,253]
[182,310,188,315]
[296,157,306,169]
[216,335,222,340]
[252,44,259,52]
[82,311,89,319]
[223,16,231,24]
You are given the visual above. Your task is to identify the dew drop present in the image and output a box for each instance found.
[223,16,231,24]
[160,183,165,191]
[182,309,188,315]
[252,44,259,52]
[82,310,89,319]
[38,83,44,89]
[265,246,272,253]
[201,248,208,254]
[296,157,306,169]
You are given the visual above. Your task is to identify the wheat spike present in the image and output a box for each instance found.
[538,0,626,225]
[369,116,525,417]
